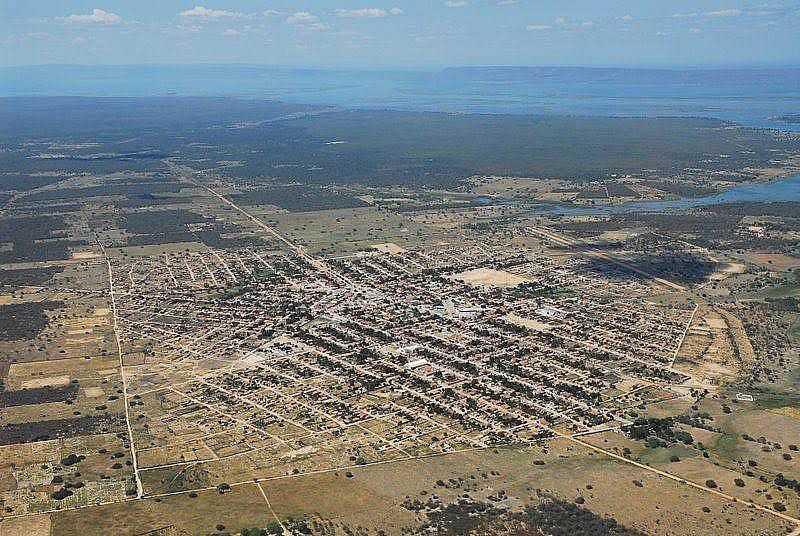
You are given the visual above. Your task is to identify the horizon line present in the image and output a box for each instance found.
[3,62,800,72]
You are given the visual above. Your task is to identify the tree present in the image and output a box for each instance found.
[241,529,267,536]
[265,521,284,535]
[674,430,694,445]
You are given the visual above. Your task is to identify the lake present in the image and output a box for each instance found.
[531,172,800,216]
[2,65,799,132]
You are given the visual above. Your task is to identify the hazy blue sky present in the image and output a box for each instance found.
[2,1,799,68]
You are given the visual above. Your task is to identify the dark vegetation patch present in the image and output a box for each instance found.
[416,496,646,536]
[739,303,797,375]
[0,414,120,445]
[13,202,84,215]
[294,113,775,180]
[125,231,265,249]
[0,215,67,242]
[0,266,63,287]
[115,194,192,209]
[51,487,73,500]
[506,498,648,536]
[250,111,796,185]
[614,207,800,252]
[24,182,182,202]
[644,180,719,198]
[625,417,694,447]
[552,219,630,238]
[121,208,266,248]
[557,207,799,253]
[605,183,638,197]
[710,201,800,219]
[4,97,798,188]
[0,214,84,262]
[576,189,608,199]
[0,174,65,191]
[0,239,85,263]
[122,209,207,234]
[44,150,167,161]
[0,301,62,341]
[580,252,718,285]
[230,185,368,212]
[624,213,741,243]
[0,383,79,407]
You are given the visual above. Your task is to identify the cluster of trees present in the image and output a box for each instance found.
[625,417,694,446]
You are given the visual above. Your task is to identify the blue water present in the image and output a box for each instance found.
[2,64,799,131]
[533,173,800,216]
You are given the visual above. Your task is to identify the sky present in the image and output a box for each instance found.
[2,1,800,69]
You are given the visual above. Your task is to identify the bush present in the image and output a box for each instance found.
[61,453,82,466]
[265,521,284,535]
[241,529,267,536]
[734,478,745,487]
[51,487,73,500]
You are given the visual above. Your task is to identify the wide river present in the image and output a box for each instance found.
[531,172,800,216]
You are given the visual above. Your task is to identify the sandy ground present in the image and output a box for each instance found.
[449,267,528,288]
[745,253,800,271]
[82,386,105,398]
[504,313,552,332]
[0,514,52,536]
[710,262,747,281]
[71,251,102,260]
[20,375,71,389]
[371,243,407,254]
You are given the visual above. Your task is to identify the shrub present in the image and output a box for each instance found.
[674,430,694,445]
[241,529,267,536]
[51,488,73,500]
